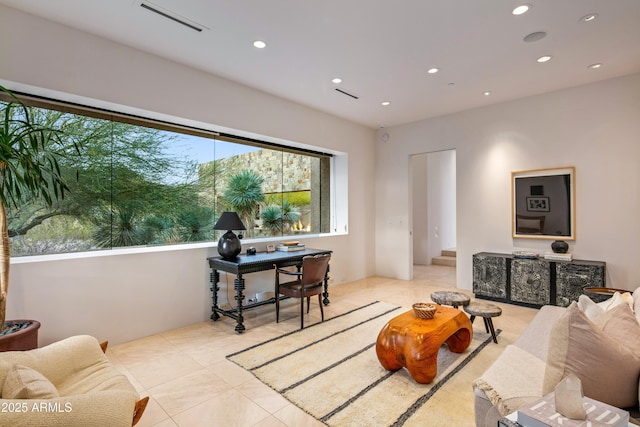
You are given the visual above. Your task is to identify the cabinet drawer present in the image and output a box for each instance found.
[473,254,507,299]
[556,262,606,307]
[510,258,551,305]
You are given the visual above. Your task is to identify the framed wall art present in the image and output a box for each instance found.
[512,167,575,239]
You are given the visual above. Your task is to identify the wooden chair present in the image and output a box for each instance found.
[275,254,331,329]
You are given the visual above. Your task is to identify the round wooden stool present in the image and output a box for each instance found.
[463,301,502,343]
[430,291,471,309]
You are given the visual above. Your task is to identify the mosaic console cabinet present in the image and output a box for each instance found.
[472,252,606,308]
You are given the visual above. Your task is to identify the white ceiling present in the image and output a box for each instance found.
[2,0,640,129]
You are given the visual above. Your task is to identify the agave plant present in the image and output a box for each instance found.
[260,201,301,235]
[222,170,264,236]
[0,85,78,330]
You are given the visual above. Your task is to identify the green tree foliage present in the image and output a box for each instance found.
[176,205,215,242]
[264,191,310,206]
[0,86,79,326]
[3,104,211,253]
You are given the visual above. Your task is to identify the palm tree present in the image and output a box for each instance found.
[0,86,77,330]
[222,170,264,236]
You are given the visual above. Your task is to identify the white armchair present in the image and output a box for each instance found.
[0,335,148,427]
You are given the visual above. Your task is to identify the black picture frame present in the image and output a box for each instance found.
[526,196,550,212]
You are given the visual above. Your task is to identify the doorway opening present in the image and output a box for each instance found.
[410,149,456,276]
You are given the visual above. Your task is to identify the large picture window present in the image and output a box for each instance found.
[1,94,332,257]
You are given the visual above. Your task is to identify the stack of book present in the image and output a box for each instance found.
[543,252,572,261]
[276,242,305,252]
[516,393,629,427]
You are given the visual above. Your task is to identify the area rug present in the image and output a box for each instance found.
[227,301,501,426]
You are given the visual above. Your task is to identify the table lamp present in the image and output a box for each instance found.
[213,212,246,260]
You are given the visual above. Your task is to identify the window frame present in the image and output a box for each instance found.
[1,91,336,258]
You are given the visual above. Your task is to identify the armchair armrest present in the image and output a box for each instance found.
[276,269,302,276]
[0,390,138,427]
[273,263,303,277]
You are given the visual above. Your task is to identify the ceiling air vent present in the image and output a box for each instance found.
[139,1,206,32]
[334,88,359,100]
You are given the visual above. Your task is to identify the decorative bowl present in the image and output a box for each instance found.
[413,303,437,319]
[282,241,300,246]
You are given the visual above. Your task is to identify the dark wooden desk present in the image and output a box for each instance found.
[207,248,332,333]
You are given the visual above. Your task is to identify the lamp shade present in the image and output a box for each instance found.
[213,212,246,231]
[214,212,245,260]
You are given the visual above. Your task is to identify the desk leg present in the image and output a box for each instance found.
[323,269,331,306]
[210,269,220,321]
[234,273,246,334]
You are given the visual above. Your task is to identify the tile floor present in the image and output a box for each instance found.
[107,265,539,427]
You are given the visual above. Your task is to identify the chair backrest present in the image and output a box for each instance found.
[301,254,331,285]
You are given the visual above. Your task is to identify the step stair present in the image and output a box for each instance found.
[432,248,456,267]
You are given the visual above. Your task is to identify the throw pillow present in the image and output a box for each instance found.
[577,294,604,320]
[543,302,640,409]
[577,292,634,320]
[1,364,59,399]
[601,291,634,311]
[594,303,640,356]
[633,286,640,324]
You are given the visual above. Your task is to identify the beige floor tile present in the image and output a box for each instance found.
[111,334,179,365]
[148,419,178,427]
[235,378,290,414]
[133,397,171,427]
[272,403,325,427]
[148,368,231,416]
[171,389,271,427]
[109,266,541,427]
[206,358,256,388]
[126,351,205,389]
[251,415,288,427]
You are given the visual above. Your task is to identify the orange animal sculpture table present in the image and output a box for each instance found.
[375,304,473,384]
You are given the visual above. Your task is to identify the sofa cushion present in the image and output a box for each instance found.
[513,305,565,362]
[2,364,59,399]
[543,302,640,408]
[593,302,640,356]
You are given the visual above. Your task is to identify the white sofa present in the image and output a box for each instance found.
[473,305,565,427]
[473,295,640,427]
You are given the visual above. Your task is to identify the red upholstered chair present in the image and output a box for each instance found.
[275,254,331,329]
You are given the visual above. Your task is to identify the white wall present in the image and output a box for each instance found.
[0,5,376,345]
[426,150,456,260]
[411,154,429,265]
[376,73,640,291]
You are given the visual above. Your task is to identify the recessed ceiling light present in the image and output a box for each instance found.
[381,101,391,106]
[483,91,492,96]
[332,78,342,84]
[427,68,439,74]
[587,63,603,69]
[512,4,531,15]
[253,40,266,49]
[523,31,547,43]
[537,55,552,63]
[580,13,598,22]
